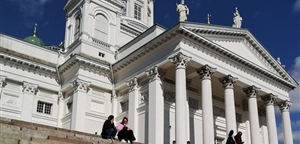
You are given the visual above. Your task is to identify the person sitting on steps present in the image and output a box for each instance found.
[101,115,117,142]
[117,117,136,144]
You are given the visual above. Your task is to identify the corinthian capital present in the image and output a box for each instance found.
[261,93,278,106]
[127,77,139,92]
[71,78,91,92]
[146,66,166,82]
[279,100,292,112]
[23,82,38,95]
[0,75,7,88]
[169,52,191,69]
[196,64,216,80]
[243,85,260,99]
[219,75,238,89]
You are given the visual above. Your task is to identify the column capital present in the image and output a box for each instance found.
[168,52,191,69]
[0,75,7,88]
[242,99,248,111]
[243,85,260,99]
[261,93,278,106]
[219,75,238,89]
[71,78,91,92]
[196,64,216,80]
[259,105,266,117]
[279,100,292,112]
[23,81,38,95]
[127,77,139,92]
[146,66,166,82]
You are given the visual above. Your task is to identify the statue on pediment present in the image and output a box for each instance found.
[232,7,243,28]
[176,0,189,22]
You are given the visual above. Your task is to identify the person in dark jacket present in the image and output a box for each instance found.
[226,130,236,144]
[234,131,244,144]
[117,117,136,144]
[101,115,117,141]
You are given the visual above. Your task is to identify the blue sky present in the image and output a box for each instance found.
[1,0,300,143]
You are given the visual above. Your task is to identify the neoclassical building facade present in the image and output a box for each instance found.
[0,0,297,144]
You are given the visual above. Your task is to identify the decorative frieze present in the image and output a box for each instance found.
[71,78,91,92]
[188,97,198,109]
[219,75,238,89]
[169,52,191,69]
[243,85,260,99]
[279,100,292,112]
[23,82,38,95]
[0,75,7,88]
[163,90,175,103]
[261,93,278,106]
[196,64,216,80]
[146,66,166,82]
[140,90,149,104]
[127,77,139,92]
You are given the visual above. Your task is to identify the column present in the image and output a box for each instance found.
[21,82,38,121]
[242,99,251,144]
[186,79,192,141]
[146,66,165,144]
[279,100,293,144]
[57,91,64,127]
[0,75,7,97]
[111,89,118,117]
[169,52,191,144]
[127,77,139,137]
[196,64,216,144]
[71,78,90,131]
[261,94,278,144]
[259,105,269,144]
[219,75,238,134]
[243,85,261,144]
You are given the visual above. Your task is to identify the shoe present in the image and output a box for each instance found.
[121,139,126,143]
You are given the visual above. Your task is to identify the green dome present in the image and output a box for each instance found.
[24,35,45,47]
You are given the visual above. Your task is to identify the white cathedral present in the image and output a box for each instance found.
[0,0,298,144]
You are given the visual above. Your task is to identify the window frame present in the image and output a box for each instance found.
[37,101,53,115]
[134,3,142,20]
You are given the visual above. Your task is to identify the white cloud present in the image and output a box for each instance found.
[294,0,300,13]
[7,0,51,18]
[277,120,300,143]
[288,56,300,113]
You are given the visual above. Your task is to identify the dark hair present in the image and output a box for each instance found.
[108,115,114,121]
[229,130,234,136]
[121,117,128,124]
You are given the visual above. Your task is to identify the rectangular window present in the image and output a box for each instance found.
[99,52,105,57]
[134,3,142,20]
[37,101,52,115]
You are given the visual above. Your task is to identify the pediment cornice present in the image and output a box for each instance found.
[59,54,111,78]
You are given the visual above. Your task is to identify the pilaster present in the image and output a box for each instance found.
[219,75,238,134]
[243,85,261,144]
[242,99,251,144]
[146,66,165,144]
[279,100,293,144]
[70,78,90,131]
[127,77,139,140]
[21,81,38,121]
[169,52,191,144]
[196,64,216,144]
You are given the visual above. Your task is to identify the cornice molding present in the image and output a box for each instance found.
[59,54,111,78]
[0,51,57,78]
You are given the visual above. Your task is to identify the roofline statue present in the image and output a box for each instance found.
[232,7,243,28]
[176,0,189,22]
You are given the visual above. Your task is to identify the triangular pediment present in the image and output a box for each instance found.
[179,22,298,87]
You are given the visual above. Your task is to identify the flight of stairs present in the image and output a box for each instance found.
[0,117,143,144]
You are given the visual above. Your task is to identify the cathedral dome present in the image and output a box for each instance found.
[24,35,45,47]
[23,23,45,47]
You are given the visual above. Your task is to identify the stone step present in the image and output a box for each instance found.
[31,137,73,144]
[0,136,19,144]
[48,136,92,144]
[0,132,31,142]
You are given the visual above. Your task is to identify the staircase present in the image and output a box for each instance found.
[0,117,143,144]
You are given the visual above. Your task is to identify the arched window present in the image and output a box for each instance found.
[74,15,81,40]
[95,14,108,42]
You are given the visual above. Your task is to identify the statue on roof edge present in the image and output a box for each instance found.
[176,0,189,22]
[232,7,243,28]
